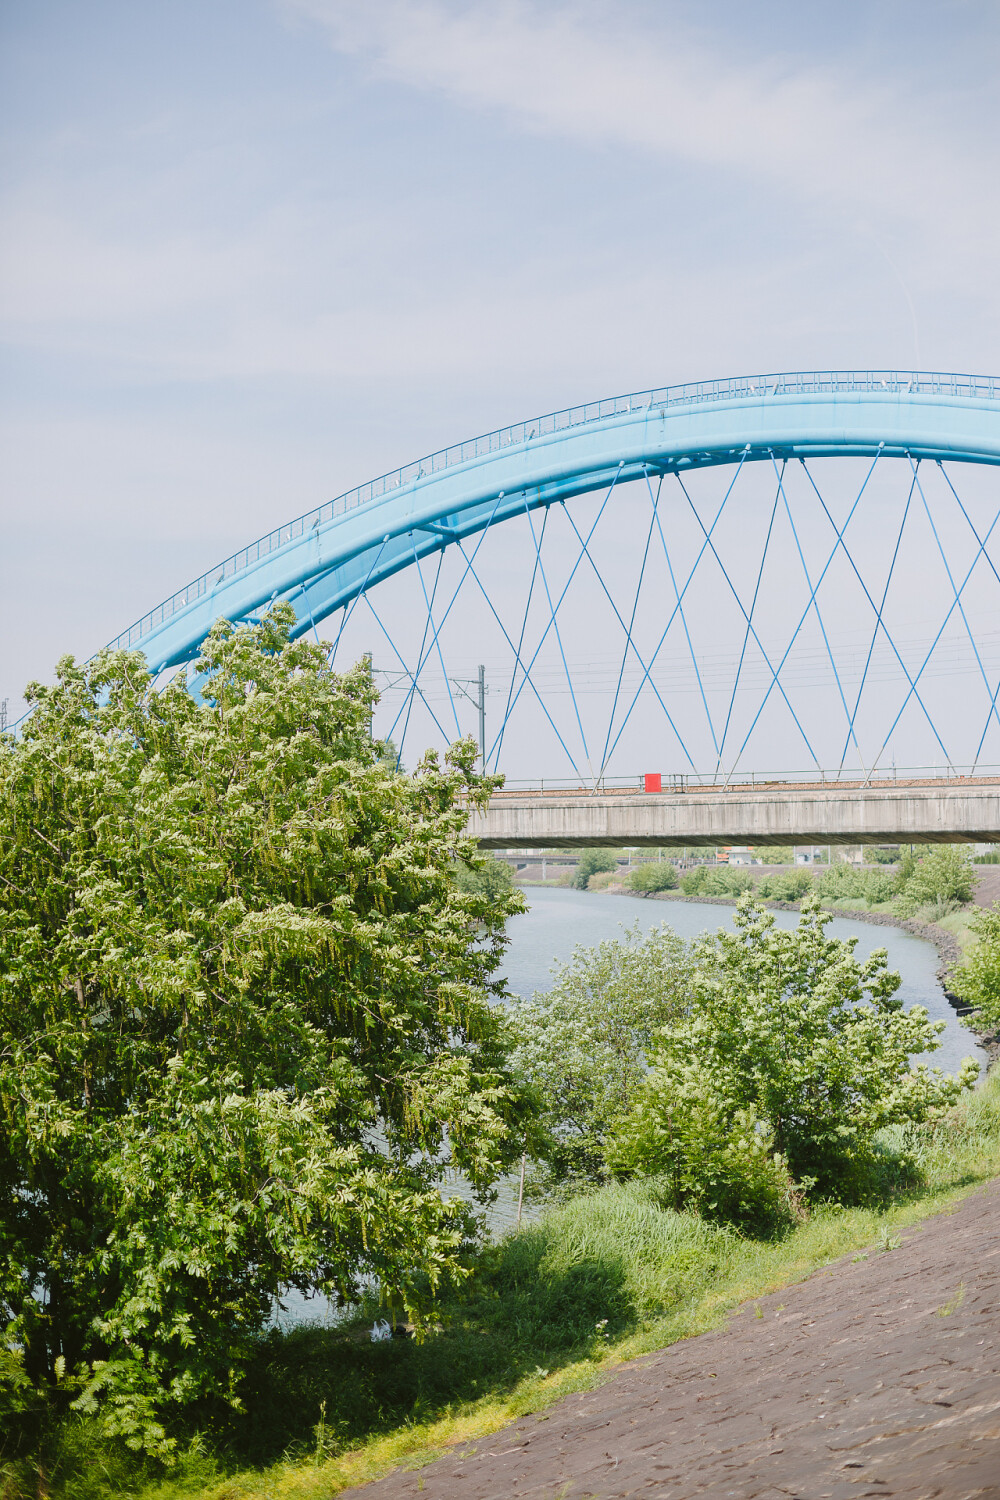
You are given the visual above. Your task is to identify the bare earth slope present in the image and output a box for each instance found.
[344,1183,1000,1499]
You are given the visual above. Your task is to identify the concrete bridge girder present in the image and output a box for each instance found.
[469,784,1000,849]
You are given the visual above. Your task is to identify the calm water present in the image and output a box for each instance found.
[500,886,986,1078]
[275,888,984,1323]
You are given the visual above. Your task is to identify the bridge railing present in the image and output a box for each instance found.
[106,368,999,655]
[488,764,1000,795]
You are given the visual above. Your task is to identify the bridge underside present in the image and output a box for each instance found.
[469,782,1000,848]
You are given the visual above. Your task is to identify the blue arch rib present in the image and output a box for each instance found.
[106,372,1000,674]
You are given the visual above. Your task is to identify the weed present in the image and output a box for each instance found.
[937,1282,966,1317]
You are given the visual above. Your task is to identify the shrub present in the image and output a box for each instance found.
[756,869,813,901]
[896,846,976,915]
[610,898,978,1201]
[951,902,1000,1031]
[452,855,520,903]
[608,1056,796,1233]
[679,865,755,897]
[627,861,678,892]
[570,849,618,890]
[506,924,696,1185]
[813,862,897,905]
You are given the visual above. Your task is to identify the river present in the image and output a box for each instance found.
[275,888,984,1323]
[501,886,986,1078]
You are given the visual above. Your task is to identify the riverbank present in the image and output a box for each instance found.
[340,1176,1000,1500]
[117,1070,1000,1500]
[626,887,1000,1065]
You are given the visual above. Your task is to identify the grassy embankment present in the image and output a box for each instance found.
[21,1069,1000,1500]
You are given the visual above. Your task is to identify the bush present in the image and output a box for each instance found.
[951,902,1000,1031]
[452,855,521,903]
[895,846,976,915]
[609,898,978,1202]
[756,869,814,901]
[627,861,678,892]
[608,1056,796,1233]
[570,849,618,890]
[813,862,897,906]
[506,924,696,1185]
[679,865,755,897]
[864,846,901,865]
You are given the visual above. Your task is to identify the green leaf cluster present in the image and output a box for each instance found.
[569,850,618,890]
[611,898,978,1206]
[756,869,813,901]
[678,864,754,897]
[626,861,678,893]
[951,902,1000,1030]
[506,924,695,1187]
[0,606,527,1455]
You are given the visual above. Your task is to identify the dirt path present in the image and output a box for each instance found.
[344,1183,1000,1499]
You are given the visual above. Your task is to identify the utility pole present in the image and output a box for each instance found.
[477,663,486,774]
[362,653,373,738]
[451,666,487,773]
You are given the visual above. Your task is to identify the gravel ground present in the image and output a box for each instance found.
[342,1182,1000,1500]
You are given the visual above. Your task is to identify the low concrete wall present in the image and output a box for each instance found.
[470,782,1000,848]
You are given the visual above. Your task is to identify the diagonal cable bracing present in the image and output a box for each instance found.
[395,547,447,754]
[330,533,392,665]
[383,493,508,751]
[773,455,865,772]
[598,475,662,778]
[646,470,721,764]
[601,446,755,771]
[360,592,454,746]
[866,460,1000,776]
[910,458,1000,748]
[725,454,883,781]
[935,462,1000,769]
[523,499,592,775]
[556,483,698,776]
[487,464,627,768]
[714,461,783,776]
[673,470,823,773]
[457,539,584,776]
[493,507,551,773]
[799,458,954,771]
[411,543,463,739]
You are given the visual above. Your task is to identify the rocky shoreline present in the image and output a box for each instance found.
[638,888,999,1064]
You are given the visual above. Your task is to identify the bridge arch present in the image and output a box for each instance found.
[110,371,1000,676]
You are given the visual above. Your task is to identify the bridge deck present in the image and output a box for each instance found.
[469,777,1000,848]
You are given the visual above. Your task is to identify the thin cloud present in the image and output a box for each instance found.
[286,0,997,279]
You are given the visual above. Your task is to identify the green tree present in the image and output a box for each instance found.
[506,924,695,1185]
[951,902,1000,1030]
[627,861,678,893]
[0,607,527,1456]
[679,865,754,897]
[451,855,520,905]
[611,898,977,1197]
[896,846,976,916]
[570,849,618,890]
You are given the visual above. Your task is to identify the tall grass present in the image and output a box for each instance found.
[6,1071,1000,1500]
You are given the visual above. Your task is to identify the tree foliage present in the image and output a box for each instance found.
[569,850,618,890]
[505,924,695,1186]
[951,902,1000,1031]
[626,861,678,893]
[610,898,978,1200]
[894,845,976,916]
[0,607,526,1455]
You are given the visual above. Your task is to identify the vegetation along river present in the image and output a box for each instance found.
[278,888,985,1323]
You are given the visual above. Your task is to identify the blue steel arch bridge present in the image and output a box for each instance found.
[104,371,1000,841]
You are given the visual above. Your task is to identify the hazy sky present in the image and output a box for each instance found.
[2,1,999,771]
